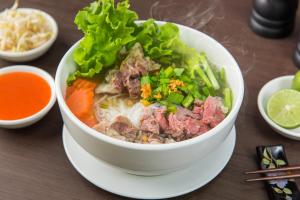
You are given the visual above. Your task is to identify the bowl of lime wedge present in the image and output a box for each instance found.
[258,71,300,140]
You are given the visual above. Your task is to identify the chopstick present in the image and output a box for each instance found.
[245,165,300,182]
[245,165,300,175]
[245,174,300,182]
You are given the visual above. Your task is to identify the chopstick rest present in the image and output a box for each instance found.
[256,145,300,200]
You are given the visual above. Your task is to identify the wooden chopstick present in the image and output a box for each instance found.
[245,165,300,175]
[245,174,300,182]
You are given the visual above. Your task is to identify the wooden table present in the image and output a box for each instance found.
[0,0,299,199]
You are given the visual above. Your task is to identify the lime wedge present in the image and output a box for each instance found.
[267,89,300,129]
[292,71,300,92]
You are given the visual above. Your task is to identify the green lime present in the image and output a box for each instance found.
[292,71,300,92]
[267,89,300,129]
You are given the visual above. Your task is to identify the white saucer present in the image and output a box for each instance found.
[63,125,236,199]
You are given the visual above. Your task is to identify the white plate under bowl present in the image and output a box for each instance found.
[258,75,300,140]
[62,125,236,199]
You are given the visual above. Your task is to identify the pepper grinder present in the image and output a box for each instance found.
[294,40,300,68]
[250,0,298,38]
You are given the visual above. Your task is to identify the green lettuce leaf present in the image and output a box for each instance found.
[68,0,138,84]
[69,0,216,96]
[131,19,200,69]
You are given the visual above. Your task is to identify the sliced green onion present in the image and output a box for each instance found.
[141,75,151,85]
[202,87,210,96]
[182,95,194,108]
[187,84,194,91]
[167,92,184,104]
[199,53,220,90]
[223,87,232,111]
[164,67,174,78]
[160,78,170,84]
[158,100,168,106]
[220,67,226,85]
[194,66,213,90]
[178,86,188,94]
[174,68,185,76]
[100,102,109,109]
[161,84,169,96]
[181,75,192,83]
[167,104,177,113]
[150,76,158,82]
[192,90,204,100]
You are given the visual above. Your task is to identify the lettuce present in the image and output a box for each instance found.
[69,0,216,94]
[68,0,138,84]
[131,19,201,69]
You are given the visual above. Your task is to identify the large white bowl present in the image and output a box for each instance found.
[55,21,244,176]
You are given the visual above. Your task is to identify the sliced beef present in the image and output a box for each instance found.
[106,70,124,92]
[184,118,202,136]
[140,111,160,134]
[153,108,169,131]
[165,138,176,143]
[122,43,160,74]
[192,99,204,117]
[166,107,198,139]
[93,119,110,133]
[93,95,225,143]
[106,127,127,141]
[127,77,141,99]
[95,70,124,94]
[202,96,226,128]
[120,43,160,99]
[185,118,210,137]
[110,116,138,142]
[140,105,168,135]
[166,112,186,138]
[148,134,164,144]
[166,106,210,140]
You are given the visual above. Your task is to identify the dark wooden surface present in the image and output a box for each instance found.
[0,0,299,199]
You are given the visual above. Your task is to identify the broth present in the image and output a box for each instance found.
[0,72,51,120]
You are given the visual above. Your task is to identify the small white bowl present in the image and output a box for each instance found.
[258,75,300,140]
[0,65,56,129]
[0,8,58,62]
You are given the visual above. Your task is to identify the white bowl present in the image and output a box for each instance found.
[55,21,244,176]
[258,76,300,140]
[0,8,58,62]
[0,65,56,129]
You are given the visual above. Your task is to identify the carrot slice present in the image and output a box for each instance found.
[66,89,92,117]
[66,78,97,97]
[66,79,98,127]
[82,112,98,127]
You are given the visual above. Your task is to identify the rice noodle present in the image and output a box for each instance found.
[94,95,145,128]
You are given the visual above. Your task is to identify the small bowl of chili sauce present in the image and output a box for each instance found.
[0,65,56,128]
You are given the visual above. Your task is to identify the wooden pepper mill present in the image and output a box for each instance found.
[250,0,298,38]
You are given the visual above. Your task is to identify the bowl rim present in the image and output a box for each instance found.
[55,20,244,150]
[0,65,56,126]
[0,8,58,57]
[257,75,300,139]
